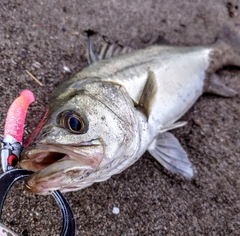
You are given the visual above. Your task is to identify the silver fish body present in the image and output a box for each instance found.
[80,46,211,129]
[20,42,239,194]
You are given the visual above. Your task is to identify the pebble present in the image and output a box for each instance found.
[112,207,120,215]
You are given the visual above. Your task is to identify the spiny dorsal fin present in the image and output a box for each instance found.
[86,35,133,65]
[138,71,158,119]
[98,43,132,60]
[86,35,98,64]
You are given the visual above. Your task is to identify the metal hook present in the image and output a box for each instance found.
[0,169,76,235]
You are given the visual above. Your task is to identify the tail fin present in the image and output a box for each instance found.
[204,24,240,97]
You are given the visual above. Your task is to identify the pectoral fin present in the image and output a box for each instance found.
[148,132,195,178]
[138,71,158,119]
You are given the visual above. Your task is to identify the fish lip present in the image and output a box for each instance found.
[20,139,104,173]
[24,158,95,194]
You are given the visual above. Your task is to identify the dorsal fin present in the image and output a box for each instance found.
[86,35,98,64]
[86,35,133,65]
[138,71,158,119]
[98,43,132,60]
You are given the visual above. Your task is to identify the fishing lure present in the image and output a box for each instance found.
[1,90,35,172]
[0,90,76,235]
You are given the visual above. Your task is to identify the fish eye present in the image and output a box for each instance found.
[68,116,83,132]
[58,111,87,134]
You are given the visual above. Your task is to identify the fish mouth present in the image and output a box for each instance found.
[20,140,104,194]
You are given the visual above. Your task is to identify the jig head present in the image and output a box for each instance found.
[1,135,23,172]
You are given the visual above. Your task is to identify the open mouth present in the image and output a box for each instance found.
[32,152,67,170]
[20,142,104,173]
[19,142,104,194]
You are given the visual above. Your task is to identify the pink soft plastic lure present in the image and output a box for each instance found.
[1,90,35,171]
[4,90,35,142]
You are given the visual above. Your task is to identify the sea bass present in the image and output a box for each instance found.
[20,34,240,194]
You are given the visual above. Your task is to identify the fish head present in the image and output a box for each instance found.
[20,80,139,194]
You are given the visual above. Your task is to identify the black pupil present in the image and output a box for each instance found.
[69,117,82,131]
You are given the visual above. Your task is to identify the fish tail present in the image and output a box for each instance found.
[203,25,240,97]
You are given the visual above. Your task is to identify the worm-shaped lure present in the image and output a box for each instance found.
[1,90,35,172]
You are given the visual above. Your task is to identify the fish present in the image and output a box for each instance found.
[20,29,240,194]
